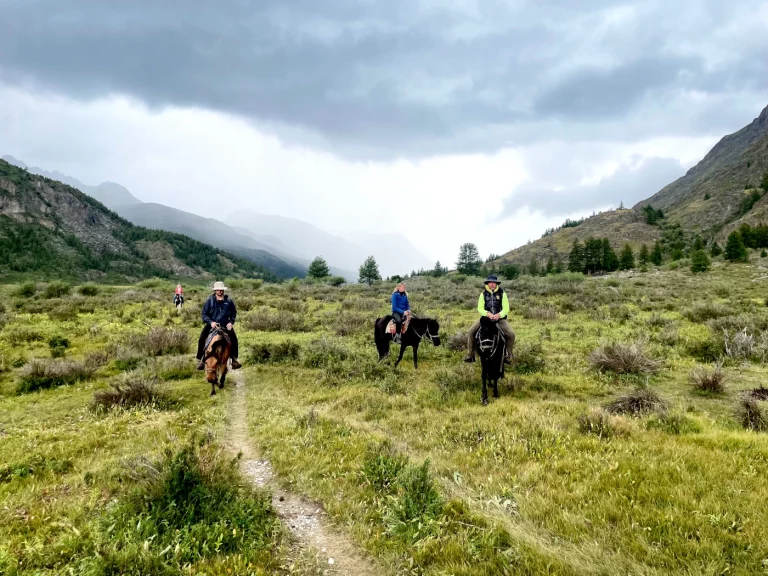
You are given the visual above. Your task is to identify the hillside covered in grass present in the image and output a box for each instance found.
[0,159,284,283]
[3,263,768,573]
[497,103,768,268]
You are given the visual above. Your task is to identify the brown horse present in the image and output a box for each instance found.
[204,327,231,396]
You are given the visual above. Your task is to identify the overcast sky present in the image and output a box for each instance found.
[1,0,767,266]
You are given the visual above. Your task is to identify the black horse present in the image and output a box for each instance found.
[374,315,441,368]
[476,316,509,405]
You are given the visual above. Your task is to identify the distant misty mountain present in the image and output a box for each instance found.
[2,155,141,209]
[226,211,432,278]
[113,203,306,278]
[3,154,434,280]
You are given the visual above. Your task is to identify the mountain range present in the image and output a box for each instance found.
[0,159,280,282]
[495,103,768,267]
[1,155,433,279]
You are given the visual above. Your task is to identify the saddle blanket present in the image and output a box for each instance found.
[386,315,411,336]
[204,328,230,354]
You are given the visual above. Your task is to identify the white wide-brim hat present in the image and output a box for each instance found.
[212,281,229,291]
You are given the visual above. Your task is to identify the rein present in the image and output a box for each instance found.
[411,320,438,344]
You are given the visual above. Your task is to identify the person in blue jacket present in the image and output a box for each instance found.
[391,281,411,342]
[196,281,241,370]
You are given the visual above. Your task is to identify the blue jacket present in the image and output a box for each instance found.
[391,291,410,315]
[202,295,237,325]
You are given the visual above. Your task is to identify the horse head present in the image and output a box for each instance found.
[476,317,501,359]
[426,318,441,347]
[204,329,231,394]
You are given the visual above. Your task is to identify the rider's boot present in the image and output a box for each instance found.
[463,354,475,363]
[196,358,205,370]
[503,355,512,365]
[231,359,242,370]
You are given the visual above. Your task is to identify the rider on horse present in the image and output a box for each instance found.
[196,281,241,370]
[464,275,515,364]
[391,282,411,343]
[173,283,184,305]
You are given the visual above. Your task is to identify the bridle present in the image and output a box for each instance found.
[412,322,439,344]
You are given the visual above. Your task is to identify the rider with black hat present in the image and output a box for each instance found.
[464,274,515,364]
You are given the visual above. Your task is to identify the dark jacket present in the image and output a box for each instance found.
[480,286,508,317]
[391,291,410,315]
[202,295,237,325]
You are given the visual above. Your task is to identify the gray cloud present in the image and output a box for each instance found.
[0,0,766,158]
[501,157,685,218]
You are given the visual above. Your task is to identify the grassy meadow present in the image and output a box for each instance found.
[3,267,768,574]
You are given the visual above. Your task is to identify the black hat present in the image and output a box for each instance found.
[483,275,500,285]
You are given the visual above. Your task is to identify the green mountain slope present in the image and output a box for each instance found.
[0,159,280,282]
[496,103,768,267]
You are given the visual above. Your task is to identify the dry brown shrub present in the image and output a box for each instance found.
[589,341,662,375]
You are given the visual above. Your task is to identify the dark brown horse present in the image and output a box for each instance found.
[204,326,231,396]
[374,315,441,368]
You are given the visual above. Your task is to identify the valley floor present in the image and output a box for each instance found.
[2,267,768,574]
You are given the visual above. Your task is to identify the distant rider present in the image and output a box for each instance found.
[173,283,184,306]
[464,275,514,364]
[391,281,411,342]
[196,281,241,370]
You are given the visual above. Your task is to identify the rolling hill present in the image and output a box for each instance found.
[496,103,768,267]
[0,159,281,282]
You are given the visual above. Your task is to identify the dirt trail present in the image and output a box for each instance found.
[226,370,384,576]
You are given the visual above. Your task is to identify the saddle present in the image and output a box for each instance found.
[476,319,506,349]
[386,315,411,337]
[204,327,230,355]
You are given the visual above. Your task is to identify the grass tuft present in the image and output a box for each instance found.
[589,341,662,374]
[604,386,667,416]
[689,363,727,394]
[92,372,169,410]
[740,398,768,431]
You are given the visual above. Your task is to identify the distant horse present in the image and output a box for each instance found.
[374,315,441,368]
[173,294,184,313]
[203,326,230,396]
[476,316,512,405]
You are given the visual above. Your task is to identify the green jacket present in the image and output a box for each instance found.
[477,286,509,318]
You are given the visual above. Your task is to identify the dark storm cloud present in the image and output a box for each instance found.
[0,0,765,157]
[501,157,685,218]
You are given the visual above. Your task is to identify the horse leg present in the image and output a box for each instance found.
[412,343,419,369]
[210,378,216,396]
[394,343,406,368]
[493,378,499,398]
[219,366,227,389]
[481,370,488,406]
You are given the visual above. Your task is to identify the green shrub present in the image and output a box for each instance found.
[144,327,190,356]
[244,308,309,332]
[577,408,627,439]
[43,281,71,299]
[16,282,36,297]
[78,284,99,296]
[155,356,196,381]
[6,327,43,345]
[302,337,349,368]
[0,455,73,483]
[433,365,476,393]
[446,331,468,352]
[646,411,701,435]
[387,460,444,539]
[16,359,96,394]
[362,442,407,493]
[246,341,300,365]
[92,443,282,572]
[114,346,145,371]
[513,341,546,374]
[683,301,732,323]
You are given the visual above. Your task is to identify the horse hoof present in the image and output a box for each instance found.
[210,390,216,396]
[218,383,224,389]
[482,398,489,406]
[493,393,499,399]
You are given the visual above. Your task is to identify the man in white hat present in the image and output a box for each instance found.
[196,281,241,370]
